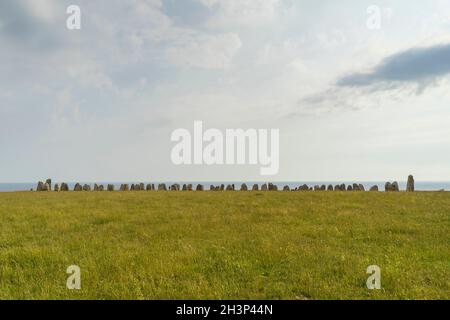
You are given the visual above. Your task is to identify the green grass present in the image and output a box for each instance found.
[0,191,449,300]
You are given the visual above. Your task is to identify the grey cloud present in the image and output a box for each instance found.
[0,1,68,51]
[337,43,450,90]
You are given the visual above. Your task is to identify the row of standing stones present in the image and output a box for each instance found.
[35,175,416,193]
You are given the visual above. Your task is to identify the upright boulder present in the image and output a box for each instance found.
[283,185,290,191]
[74,183,82,191]
[45,179,52,191]
[268,183,278,191]
[60,183,69,191]
[370,185,379,192]
[54,183,60,192]
[158,184,167,191]
[107,184,115,191]
[385,182,392,192]
[37,181,44,192]
[327,185,333,191]
[240,183,248,191]
[83,184,91,191]
[252,184,259,191]
[196,184,204,191]
[392,181,400,192]
[406,175,415,192]
[261,184,268,191]
[146,184,152,191]
[226,184,234,191]
[385,181,399,192]
[299,184,309,191]
[359,184,365,191]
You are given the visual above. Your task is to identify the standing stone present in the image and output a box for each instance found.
[37,181,44,192]
[385,182,392,192]
[158,183,167,191]
[98,185,104,191]
[314,185,320,191]
[299,184,309,191]
[94,184,99,191]
[321,185,326,191]
[83,184,91,191]
[240,183,248,191]
[54,184,60,192]
[74,183,82,191]
[334,185,341,191]
[252,184,259,191]
[196,184,204,191]
[182,184,187,191]
[261,184,268,191]
[353,183,360,191]
[45,179,52,191]
[60,183,69,191]
[268,183,278,191]
[347,185,353,191]
[107,184,115,191]
[392,181,400,192]
[327,185,333,191]
[359,184,365,192]
[146,184,152,191]
[226,184,234,191]
[171,184,180,191]
[283,185,290,191]
[407,175,415,192]
[370,185,379,192]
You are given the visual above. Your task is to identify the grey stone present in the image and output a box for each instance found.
[74,183,82,191]
[107,184,115,191]
[45,179,52,191]
[37,181,44,192]
[407,175,414,192]
[370,185,379,192]
[392,181,399,192]
[283,185,290,191]
[252,184,259,191]
[158,184,167,191]
[241,183,248,191]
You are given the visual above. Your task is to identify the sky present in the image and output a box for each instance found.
[1,0,450,182]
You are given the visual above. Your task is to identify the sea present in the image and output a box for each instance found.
[1,181,449,192]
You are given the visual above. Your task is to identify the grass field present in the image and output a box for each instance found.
[0,191,449,300]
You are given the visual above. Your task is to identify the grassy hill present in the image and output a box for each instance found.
[0,191,448,299]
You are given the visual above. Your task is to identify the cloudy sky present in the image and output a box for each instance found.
[2,0,450,182]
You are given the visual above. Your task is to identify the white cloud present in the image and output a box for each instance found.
[164,32,242,69]
[198,0,282,27]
